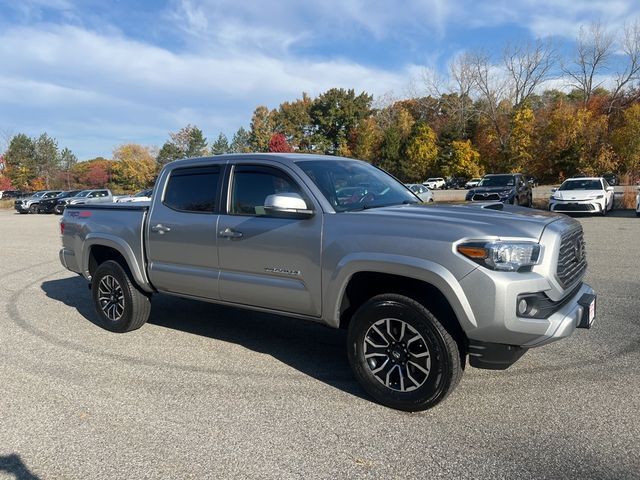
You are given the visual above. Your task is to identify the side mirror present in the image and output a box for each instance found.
[551,188,557,193]
[606,186,614,192]
[264,193,314,219]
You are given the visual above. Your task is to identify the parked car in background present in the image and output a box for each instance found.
[549,177,614,216]
[116,188,153,203]
[67,189,113,205]
[444,177,468,190]
[465,174,532,206]
[406,183,434,203]
[14,190,63,214]
[38,190,83,214]
[56,190,90,214]
[601,173,619,186]
[464,178,481,189]
[422,177,446,189]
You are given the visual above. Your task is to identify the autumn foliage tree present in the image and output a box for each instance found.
[268,133,292,153]
[111,144,157,192]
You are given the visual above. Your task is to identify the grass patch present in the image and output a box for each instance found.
[0,199,14,209]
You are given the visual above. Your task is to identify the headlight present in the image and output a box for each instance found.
[457,241,541,272]
[500,190,512,196]
[595,195,604,199]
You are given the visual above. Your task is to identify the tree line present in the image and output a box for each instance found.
[1,22,640,193]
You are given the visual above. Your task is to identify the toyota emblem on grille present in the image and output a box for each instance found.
[574,239,584,261]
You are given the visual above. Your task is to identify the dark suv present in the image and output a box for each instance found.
[465,173,532,206]
[38,190,83,214]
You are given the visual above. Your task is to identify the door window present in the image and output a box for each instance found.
[163,166,220,213]
[230,165,304,216]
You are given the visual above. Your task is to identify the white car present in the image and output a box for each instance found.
[465,178,481,189]
[406,183,434,203]
[116,188,153,203]
[422,177,445,189]
[549,177,614,215]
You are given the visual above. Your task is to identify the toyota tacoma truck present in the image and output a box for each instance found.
[59,154,596,411]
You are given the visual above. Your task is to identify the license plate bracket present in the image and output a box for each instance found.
[577,293,596,329]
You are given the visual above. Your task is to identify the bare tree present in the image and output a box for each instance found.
[608,21,640,112]
[564,22,614,106]
[467,50,512,153]
[503,39,556,107]
[423,54,476,137]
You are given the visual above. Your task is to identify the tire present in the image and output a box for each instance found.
[347,294,463,411]
[29,204,38,214]
[91,260,151,333]
[18,210,28,214]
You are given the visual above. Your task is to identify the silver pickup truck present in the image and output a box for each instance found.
[59,154,596,411]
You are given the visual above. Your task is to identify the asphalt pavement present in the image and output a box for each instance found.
[1,208,639,479]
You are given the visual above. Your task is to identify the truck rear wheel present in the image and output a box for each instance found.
[347,294,463,411]
[91,260,151,332]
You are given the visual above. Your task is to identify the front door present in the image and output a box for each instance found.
[146,164,222,299]
[218,163,323,317]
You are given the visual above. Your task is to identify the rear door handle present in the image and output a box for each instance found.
[151,224,171,234]
[219,227,243,239]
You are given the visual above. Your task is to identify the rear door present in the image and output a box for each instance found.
[217,162,323,316]
[146,164,223,299]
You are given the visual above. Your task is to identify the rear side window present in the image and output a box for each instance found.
[164,166,220,213]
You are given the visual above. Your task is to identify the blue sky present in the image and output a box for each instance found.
[0,0,638,160]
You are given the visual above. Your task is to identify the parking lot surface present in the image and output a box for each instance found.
[1,208,639,479]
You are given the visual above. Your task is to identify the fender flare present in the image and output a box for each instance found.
[324,253,477,332]
[82,234,154,293]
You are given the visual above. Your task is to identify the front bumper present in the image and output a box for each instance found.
[549,198,603,213]
[14,203,29,212]
[459,260,595,348]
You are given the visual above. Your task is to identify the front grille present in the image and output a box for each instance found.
[556,225,587,288]
[554,203,594,211]
[473,193,500,201]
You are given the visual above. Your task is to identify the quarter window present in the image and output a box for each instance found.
[230,165,303,216]
[164,166,220,213]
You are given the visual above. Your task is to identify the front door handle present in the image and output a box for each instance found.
[151,224,171,234]
[219,227,243,239]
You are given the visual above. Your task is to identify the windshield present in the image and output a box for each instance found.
[74,190,91,198]
[559,180,603,191]
[32,191,46,198]
[478,175,515,187]
[296,160,418,212]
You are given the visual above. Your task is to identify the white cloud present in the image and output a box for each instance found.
[0,23,418,158]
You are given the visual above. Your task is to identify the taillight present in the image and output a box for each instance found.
[60,221,65,235]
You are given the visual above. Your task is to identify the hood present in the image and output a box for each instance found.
[468,186,515,195]
[354,202,563,240]
[552,190,603,201]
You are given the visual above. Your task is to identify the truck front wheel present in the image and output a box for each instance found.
[347,294,463,411]
[91,260,151,333]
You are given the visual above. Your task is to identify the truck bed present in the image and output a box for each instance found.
[60,203,152,292]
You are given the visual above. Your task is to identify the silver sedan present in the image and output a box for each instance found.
[406,183,434,203]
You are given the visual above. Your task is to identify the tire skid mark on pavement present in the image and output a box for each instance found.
[6,266,640,387]
[0,260,60,282]
[5,271,356,385]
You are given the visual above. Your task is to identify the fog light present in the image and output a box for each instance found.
[518,298,528,315]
